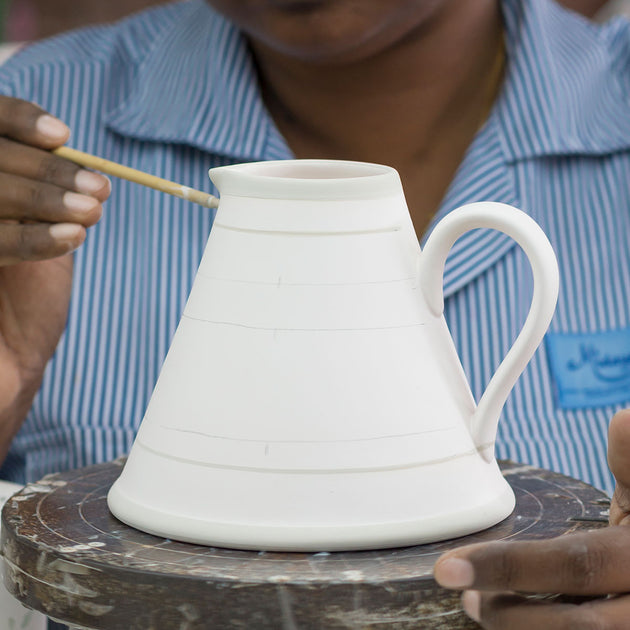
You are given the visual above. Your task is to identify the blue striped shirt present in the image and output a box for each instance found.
[1,0,629,495]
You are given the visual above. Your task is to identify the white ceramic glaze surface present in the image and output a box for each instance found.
[108,159,559,551]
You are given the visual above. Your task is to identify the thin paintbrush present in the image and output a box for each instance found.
[53,146,219,209]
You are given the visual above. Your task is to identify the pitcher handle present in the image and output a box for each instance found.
[419,202,559,460]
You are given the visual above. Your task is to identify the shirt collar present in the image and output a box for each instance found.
[497,0,630,160]
[104,1,288,162]
[105,0,630,162]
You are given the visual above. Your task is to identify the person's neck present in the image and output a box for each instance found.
[249,1,504,236]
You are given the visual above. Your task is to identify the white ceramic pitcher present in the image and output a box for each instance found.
[108,160,559,551]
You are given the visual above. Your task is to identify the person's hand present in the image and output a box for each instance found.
[433,409,630,629]
[0,96,110,461]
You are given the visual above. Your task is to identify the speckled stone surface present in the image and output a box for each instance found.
[1,459,610,630]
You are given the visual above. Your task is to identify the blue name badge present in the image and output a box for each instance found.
[546,328,630,409]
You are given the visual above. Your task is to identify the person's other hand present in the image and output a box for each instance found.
[433,409,630,629]
[0,97,110,461]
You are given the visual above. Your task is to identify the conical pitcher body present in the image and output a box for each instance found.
[108,160,558,551]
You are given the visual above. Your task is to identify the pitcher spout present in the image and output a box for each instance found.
[207,163,233,196]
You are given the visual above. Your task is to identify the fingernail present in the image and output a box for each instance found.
[75,170,110,195]
[462,590,481,622]
[63,192,99,213]
[36,115,70,140]
[434,557,474,588]
[49,223,81,243]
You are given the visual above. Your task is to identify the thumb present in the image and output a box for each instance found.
[608,408,630,525]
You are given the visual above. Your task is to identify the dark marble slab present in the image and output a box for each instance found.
[1,459,610,629]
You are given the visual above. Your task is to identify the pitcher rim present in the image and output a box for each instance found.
[208,159,403,201]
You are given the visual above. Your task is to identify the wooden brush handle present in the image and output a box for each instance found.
[53,146,219,209]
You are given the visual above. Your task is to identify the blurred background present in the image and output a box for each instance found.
[0,0,168,42]
[0,0,629,48]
